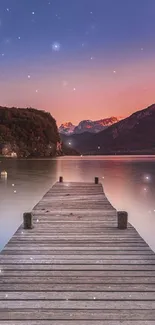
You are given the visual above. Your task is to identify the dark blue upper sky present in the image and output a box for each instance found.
[1,0,155,58]
[0,0,155,124]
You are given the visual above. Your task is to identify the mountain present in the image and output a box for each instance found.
[60,104,155,155]
[0,106,78,158]
[59,122,76,134]
[74,117,122,134]
[59,117,122,135]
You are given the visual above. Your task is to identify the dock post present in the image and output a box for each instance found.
[23,212,33,229]
[59,176,63,183]
[95,177,99,184]
[117,211,128,229]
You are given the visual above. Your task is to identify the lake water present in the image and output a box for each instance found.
[0,156,155,252]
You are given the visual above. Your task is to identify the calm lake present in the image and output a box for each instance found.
[0,156,155,252]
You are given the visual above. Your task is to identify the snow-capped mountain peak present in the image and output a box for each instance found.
[59,117,123,134]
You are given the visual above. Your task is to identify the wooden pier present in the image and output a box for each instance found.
[0,178,155,324]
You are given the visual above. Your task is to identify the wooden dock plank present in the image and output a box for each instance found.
[1,283,155,292]
[1,276,155,284]
[2,270,155,276]
[1,291,155,300]
[1,264,155,271]
[1,321,155,325]
[1,309,155,321]
[1,300,155,309]
[0,254,154,259]
[0,180,155,323]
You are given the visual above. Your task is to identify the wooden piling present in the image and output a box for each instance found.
[59,176,63,183]
[23,212,33,229]
[117,211,128,229]
[94,176,99,184]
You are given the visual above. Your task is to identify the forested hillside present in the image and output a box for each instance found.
[0,107,60,158]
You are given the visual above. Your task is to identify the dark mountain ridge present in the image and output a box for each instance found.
[61,104,155,154]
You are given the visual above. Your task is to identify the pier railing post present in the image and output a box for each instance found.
[95,177,99,184]
[23,212,33,229]
[117,211,128,229]
[59,176,63,183]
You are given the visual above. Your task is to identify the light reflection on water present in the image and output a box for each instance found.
[0,156,155,251]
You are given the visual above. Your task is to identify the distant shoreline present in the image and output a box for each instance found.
[0,154,155,161]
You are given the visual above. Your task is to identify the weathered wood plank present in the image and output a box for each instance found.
[9,238,146,243]
[1,270,155,276]
[0,291,155,300]
[2,250,153,255]
[32,210,116,214]
[1,283,155,291]
[0,254,154,259]
[1,258,155,264]
[0,313,154,323]
[1,300,155,309]
[1,320,154,325]
[1,276,155,284]
[10,235,147,240]
[2,264,155,271]
[5,244,149,250]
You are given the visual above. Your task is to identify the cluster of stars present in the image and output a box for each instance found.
[142,174,152,194]
[12,183,17,194]
[55,14,61,20]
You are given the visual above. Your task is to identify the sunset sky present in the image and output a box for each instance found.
[0,0,155,125]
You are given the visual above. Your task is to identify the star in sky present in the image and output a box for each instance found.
[52,42,61,51]
[143,174,151,182]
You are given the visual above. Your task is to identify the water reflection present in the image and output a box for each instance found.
[0,156,155,251]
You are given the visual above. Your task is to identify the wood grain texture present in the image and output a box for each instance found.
[0,180,155,323]
[1,321,155,325]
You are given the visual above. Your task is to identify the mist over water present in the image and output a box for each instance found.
[0,156,155,252]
